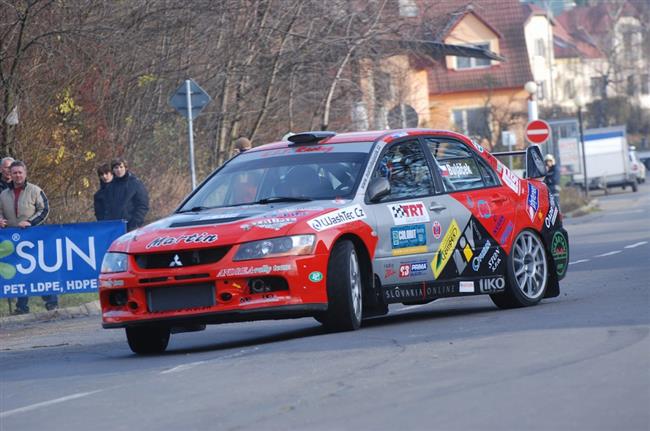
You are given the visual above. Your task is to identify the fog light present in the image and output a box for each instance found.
[220,292,233,302]
[109,289,128,306]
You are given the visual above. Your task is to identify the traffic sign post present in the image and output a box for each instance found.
[169,79,211,190]
[525,119,551,145]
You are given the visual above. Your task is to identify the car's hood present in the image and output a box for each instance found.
[109,201,348,254]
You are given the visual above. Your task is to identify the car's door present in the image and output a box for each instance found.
[367,139,447,291]
[422,137,515,293]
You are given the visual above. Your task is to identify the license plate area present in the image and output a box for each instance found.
[146,283,215,312]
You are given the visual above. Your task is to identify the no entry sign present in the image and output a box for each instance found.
[525,120,551,144]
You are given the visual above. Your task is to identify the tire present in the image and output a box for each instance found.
[490,230,549,309]
[318,240,363,331]
[631,181,638,192]
[126,326,171,354]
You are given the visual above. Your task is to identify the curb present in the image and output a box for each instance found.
[564,198,599,218]
[0,300,101,327]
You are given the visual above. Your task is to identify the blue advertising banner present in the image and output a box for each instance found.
[0,221,126,298]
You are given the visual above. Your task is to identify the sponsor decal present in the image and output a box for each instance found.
[391,224,426,248]
[217,264,291,277]
[551,232,568,276]
[384,267,396,278]
[431,219,461,279]
[250,217,297,230]
[452,220,483,275]
[146,232,218,249]
[384,283,457,301]
[432,221,442,239]
[527,183,539,221]
[440,165,449,177]
[388,201,430,225]
[479,276,506,293]
[308,271,323,282]
[492,215,505,236]
[499,221,514,246]
[307,205,366,231]
[471,239,491,271]
[459,281,474,293]
[497,162,520,195]
[445,163,473,177]
[473,141,484,152]
[398,261,428,278]
[390,131,408,139]
[466,196,474,208]
[545,204,559,228]
[240,293,278,304]
[360,145,382,189]
[487,248,501,272]
[477,199,491,219]
[197,213,239,221]
[295,145,334,153]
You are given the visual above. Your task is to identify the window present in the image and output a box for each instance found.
[452,107,490,141]
[537,81,546,100]
[424,139,498,192]
[398,0,418,17]
[535,38,546,57]
[372,141,433,202]
[641,74,649,95]
[564,80,576,99]
[456,43,491,69]
[590,76,606,99]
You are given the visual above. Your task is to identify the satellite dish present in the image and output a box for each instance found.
[388,104,418,128]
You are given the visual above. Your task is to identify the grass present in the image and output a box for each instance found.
[1,292,98,317]
[559,185,591,215]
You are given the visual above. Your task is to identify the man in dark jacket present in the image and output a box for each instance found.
[93,163,113,220]
[105,158,149,231]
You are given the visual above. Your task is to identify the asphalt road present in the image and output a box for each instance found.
[1,184,649,431]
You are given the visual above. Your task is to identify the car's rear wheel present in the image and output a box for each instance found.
[491,230,548,309]
[126,326,171,354]
[318,240,363,331]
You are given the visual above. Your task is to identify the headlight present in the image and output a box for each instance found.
[101,252,128,273]
[234,235,316,261]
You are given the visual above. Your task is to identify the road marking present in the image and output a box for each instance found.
[569,259,590,265]
[159,347,259,375]
[594,250,622,257]
[0,390,103,418]
[625,241,647,249]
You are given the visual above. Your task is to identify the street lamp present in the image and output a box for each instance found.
[524,81,538,121]
[575,94,589,200]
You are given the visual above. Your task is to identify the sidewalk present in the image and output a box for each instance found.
[0,300,101,327]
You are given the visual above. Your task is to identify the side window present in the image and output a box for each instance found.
[424,139,492,192]
[372,141,434,202]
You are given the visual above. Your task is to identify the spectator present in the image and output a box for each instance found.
[93,163,113,220]
[544,154,560,205]
[232,137,252,157]
[105,158,149,231]
[0,156,14,192]
[0,160,56,313]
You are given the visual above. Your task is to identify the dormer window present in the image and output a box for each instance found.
[455,43,492,69]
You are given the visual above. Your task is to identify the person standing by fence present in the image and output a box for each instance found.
[105,158,149,231]
[93,163,113,220]
[0,160,56,313]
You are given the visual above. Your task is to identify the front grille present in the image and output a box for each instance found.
[134,246,231,269]
[147,283,215,312]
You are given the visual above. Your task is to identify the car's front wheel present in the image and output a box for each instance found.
[126,326,171,355]
[491,230,548,309]
[318,240,363,331]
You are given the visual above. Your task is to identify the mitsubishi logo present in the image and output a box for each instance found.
[169,254,183,267]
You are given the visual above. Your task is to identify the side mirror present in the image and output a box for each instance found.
[367,177,391,202]
[525,145,547,179]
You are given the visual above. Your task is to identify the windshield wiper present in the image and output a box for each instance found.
[227,196,313,207]
[177,206,213,213]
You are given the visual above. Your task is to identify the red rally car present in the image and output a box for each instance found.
[100,129,569,354]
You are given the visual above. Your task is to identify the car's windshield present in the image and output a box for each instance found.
[179,142,373,211]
